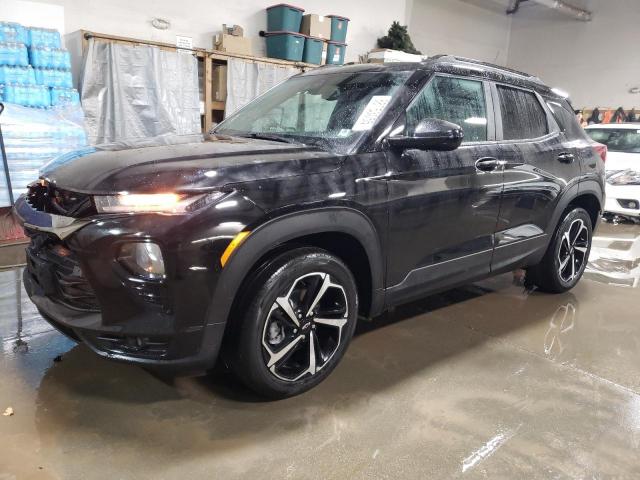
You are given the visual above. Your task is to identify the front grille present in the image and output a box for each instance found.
[26,180,95,217]
[26,232,100,312]
[87,333,170,359]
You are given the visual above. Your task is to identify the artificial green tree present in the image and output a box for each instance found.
[377,21,421,54]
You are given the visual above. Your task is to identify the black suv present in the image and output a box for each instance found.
[16,56,604,398]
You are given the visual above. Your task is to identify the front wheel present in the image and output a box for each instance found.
[227,247,358,399]
[527,207,592,293]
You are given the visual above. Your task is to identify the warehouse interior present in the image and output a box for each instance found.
[1,0,640,478]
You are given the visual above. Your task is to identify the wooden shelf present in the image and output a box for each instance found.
[79,30,318,133]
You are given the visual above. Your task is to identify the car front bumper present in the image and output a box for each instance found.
[604,184,640,218]
[15,194,256,373]
[24,266,226,372]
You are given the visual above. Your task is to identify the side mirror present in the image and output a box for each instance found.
[388,118,464,151]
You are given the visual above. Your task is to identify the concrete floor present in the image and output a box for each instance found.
[1,221,639,479]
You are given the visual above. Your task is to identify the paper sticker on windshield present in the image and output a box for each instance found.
[352,96,392,132]
[337,129,351,137]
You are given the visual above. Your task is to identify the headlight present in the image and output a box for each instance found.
[607,170,640,186]
[94,191,227,213]
[118,242,165,279]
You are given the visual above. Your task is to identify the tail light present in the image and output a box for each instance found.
[592,142,607,163]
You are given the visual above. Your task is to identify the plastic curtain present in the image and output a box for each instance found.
[80,39,201,147]
[225,58,298,117]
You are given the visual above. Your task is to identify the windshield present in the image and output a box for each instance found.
[215,71,411,154]
[586,128,640,153]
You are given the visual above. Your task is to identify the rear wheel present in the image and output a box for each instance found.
[228,247,358,399]
[527,207,592,293]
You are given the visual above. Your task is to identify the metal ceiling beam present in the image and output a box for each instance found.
[507,0,592,21]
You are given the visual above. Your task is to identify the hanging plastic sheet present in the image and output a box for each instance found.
[80,38,202,147]
[0,103,87,207]
[225,58,299,117]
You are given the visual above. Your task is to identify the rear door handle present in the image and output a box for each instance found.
[558,152,575,163]
[475,157,506,172]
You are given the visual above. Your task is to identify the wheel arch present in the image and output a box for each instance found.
[568,192,601,229]
[546,182,602,237]
[208,207,385,332]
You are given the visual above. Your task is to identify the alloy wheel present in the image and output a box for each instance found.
[557,218,590,283]
[261,272,349,382]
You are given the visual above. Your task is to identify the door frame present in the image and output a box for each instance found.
[382,73,505,306]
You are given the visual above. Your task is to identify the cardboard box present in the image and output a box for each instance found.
[301,14,332,40]
[367,48,423,63]
[222,24,244,36]
[212,64,227,102]
[214,33,253,56]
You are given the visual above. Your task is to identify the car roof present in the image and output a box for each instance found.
[301,54,558,99]
[585,123,640,130]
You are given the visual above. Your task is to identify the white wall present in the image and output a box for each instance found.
[4,0,409,63]
[507,0,640,109]
[408,0,512,65]
[3,0,65,34]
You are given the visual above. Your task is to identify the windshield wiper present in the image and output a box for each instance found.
[239,133,300,145]
[235,133,329,152]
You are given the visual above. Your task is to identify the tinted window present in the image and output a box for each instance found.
[406,76,487,143]
[497,86,548,140]
[586,128,640,153]
[546,100,586,140]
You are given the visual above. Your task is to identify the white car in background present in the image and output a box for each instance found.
[585,123,640,220]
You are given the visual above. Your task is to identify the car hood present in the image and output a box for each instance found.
[40,137,342,194]
[605,151,640,173]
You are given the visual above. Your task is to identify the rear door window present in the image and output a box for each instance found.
[406,76,488,143]
[497,86,548,140]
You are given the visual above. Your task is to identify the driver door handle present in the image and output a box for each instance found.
[558,152,575,163]
[475,157,506,172]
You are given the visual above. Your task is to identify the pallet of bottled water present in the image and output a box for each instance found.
[0,103,88,207]
[0,22,78,109]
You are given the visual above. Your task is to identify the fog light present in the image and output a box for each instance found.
[118,242,165,279]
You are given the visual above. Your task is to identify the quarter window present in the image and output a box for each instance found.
[546,100,587,141]
[497,86,548,140]
[406,76,488,143]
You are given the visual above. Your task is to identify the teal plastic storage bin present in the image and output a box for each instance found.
[326,41,346,65]
[266,4,305,32]
[302,36,323,65]
[265,31,305,62]
[327,15,349,43]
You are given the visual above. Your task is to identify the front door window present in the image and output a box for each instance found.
[405,76,488,143]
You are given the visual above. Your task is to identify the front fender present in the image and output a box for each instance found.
[206,207,385,330]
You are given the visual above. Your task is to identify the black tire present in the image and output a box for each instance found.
[227,247,358,399]
[527,207,592,293]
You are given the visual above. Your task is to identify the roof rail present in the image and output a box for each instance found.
[430,54,544,85]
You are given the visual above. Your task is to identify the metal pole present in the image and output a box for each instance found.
[0,103,14,205]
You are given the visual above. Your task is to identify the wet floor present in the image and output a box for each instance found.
[1,221,640,479]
